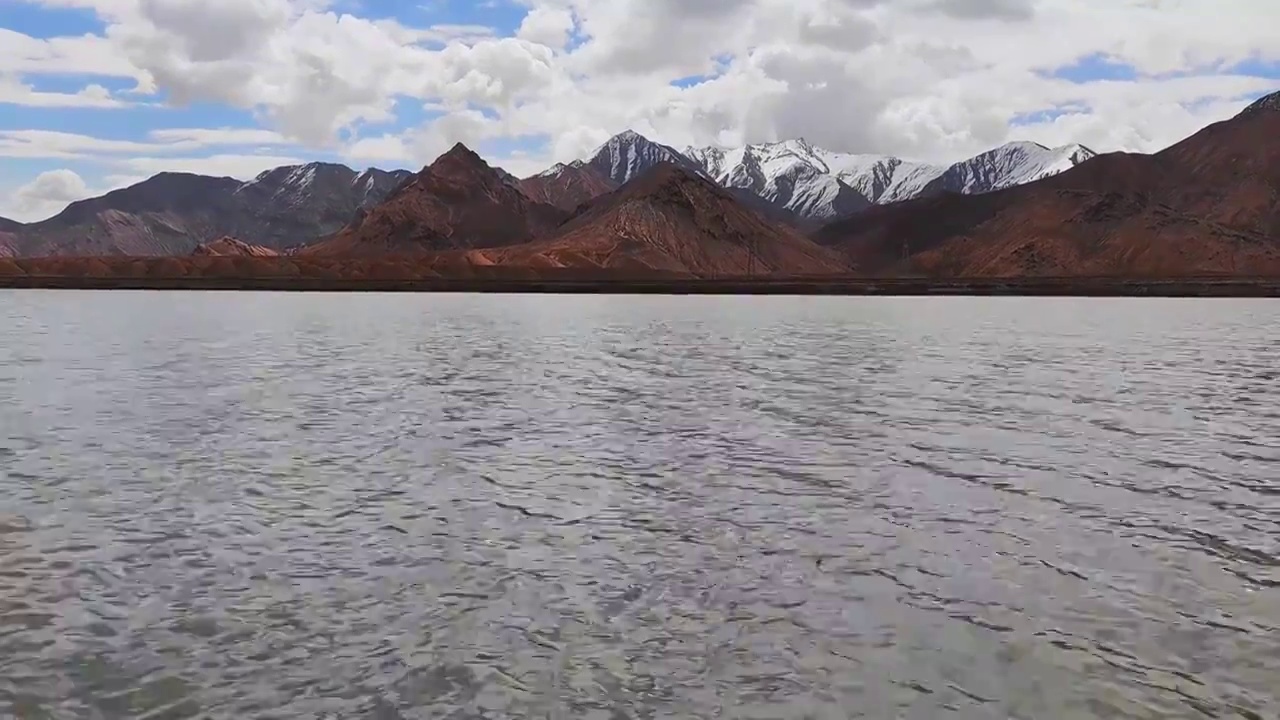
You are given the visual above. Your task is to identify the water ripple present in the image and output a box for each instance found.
[1,291,1278,719]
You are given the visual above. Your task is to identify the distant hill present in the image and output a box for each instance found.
[10,163,410,256]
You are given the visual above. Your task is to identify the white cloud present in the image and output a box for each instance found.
[0,75,130,108]
[0,0,1278,193]
[115,153,307,177]
[0,27,143,79]
[3,169,100,222]
[0,130,163,158]
[0,128,295,159]
[515,6,574,49]
[145,127,291,145]
[0,153,306,222]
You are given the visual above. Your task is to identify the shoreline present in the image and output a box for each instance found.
[3,275,1280,296]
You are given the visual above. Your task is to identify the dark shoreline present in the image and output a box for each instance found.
[3,275,1280,296]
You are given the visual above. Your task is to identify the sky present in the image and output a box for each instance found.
[1,0,1278,222]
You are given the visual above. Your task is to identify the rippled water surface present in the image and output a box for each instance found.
[1,291,1278,719]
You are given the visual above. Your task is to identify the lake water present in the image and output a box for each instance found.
[0,291,1277,719]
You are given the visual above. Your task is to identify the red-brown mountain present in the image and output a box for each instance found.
[812,90,1280,277]
[485,163,849,276]
[517,163,620,212]
[302,144,569,256]
[0,217,18,257]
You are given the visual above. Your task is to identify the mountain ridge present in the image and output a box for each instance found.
[532,130,1098,226]
[485,162,848,275]
[810,90,1280,277]
[9,162,413,257]
[301,143,569,256]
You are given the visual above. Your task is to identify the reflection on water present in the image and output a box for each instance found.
[0,290,1277,719]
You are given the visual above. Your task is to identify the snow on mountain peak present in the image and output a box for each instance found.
[541,132,1101,224]
[916,140,1099,195]
[284,163,319,190]
[590,129,649,155]
[536,162,573,178]
[995,140,1050,153]
[587,130,700,185]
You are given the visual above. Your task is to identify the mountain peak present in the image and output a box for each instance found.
[585,130,702,186]
[435,142,486,165]
[990,140,1051,154]
[590,129,656,156]
[1239,90,1280,116]
[537,162,571,178]
[1061,143,1099,161]
[416,143,503,183]
[510,160,847,276]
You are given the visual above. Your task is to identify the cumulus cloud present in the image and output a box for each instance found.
[516,6,574,49]
[1,0,1279,185]
[4,169,97,222]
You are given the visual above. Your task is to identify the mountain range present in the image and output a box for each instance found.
[2,89,1278,278]
[2,131,1094,257]
[4,163,411,257]
[815,91,1280,276]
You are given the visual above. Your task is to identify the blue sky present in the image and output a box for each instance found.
[0,0,534,179]
[2,0,1279,222]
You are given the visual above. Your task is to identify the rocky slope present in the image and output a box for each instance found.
[10,162,410,256]
[811,91,1280,277]
[229,163,411,248]
[517,163,619,212]
[488,163,848,276]
[303,144,568,256]
[0,217,18,257]
[191,237,280,257]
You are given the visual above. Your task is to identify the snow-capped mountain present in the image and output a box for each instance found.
[684,139,870,221]
[236,162,412,210]
[682,137,1098,223]
[582,129,707,185]
[917,142,1097,196]
[528,130,1098,226]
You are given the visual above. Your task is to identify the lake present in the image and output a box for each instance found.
[1,291,1277,719]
